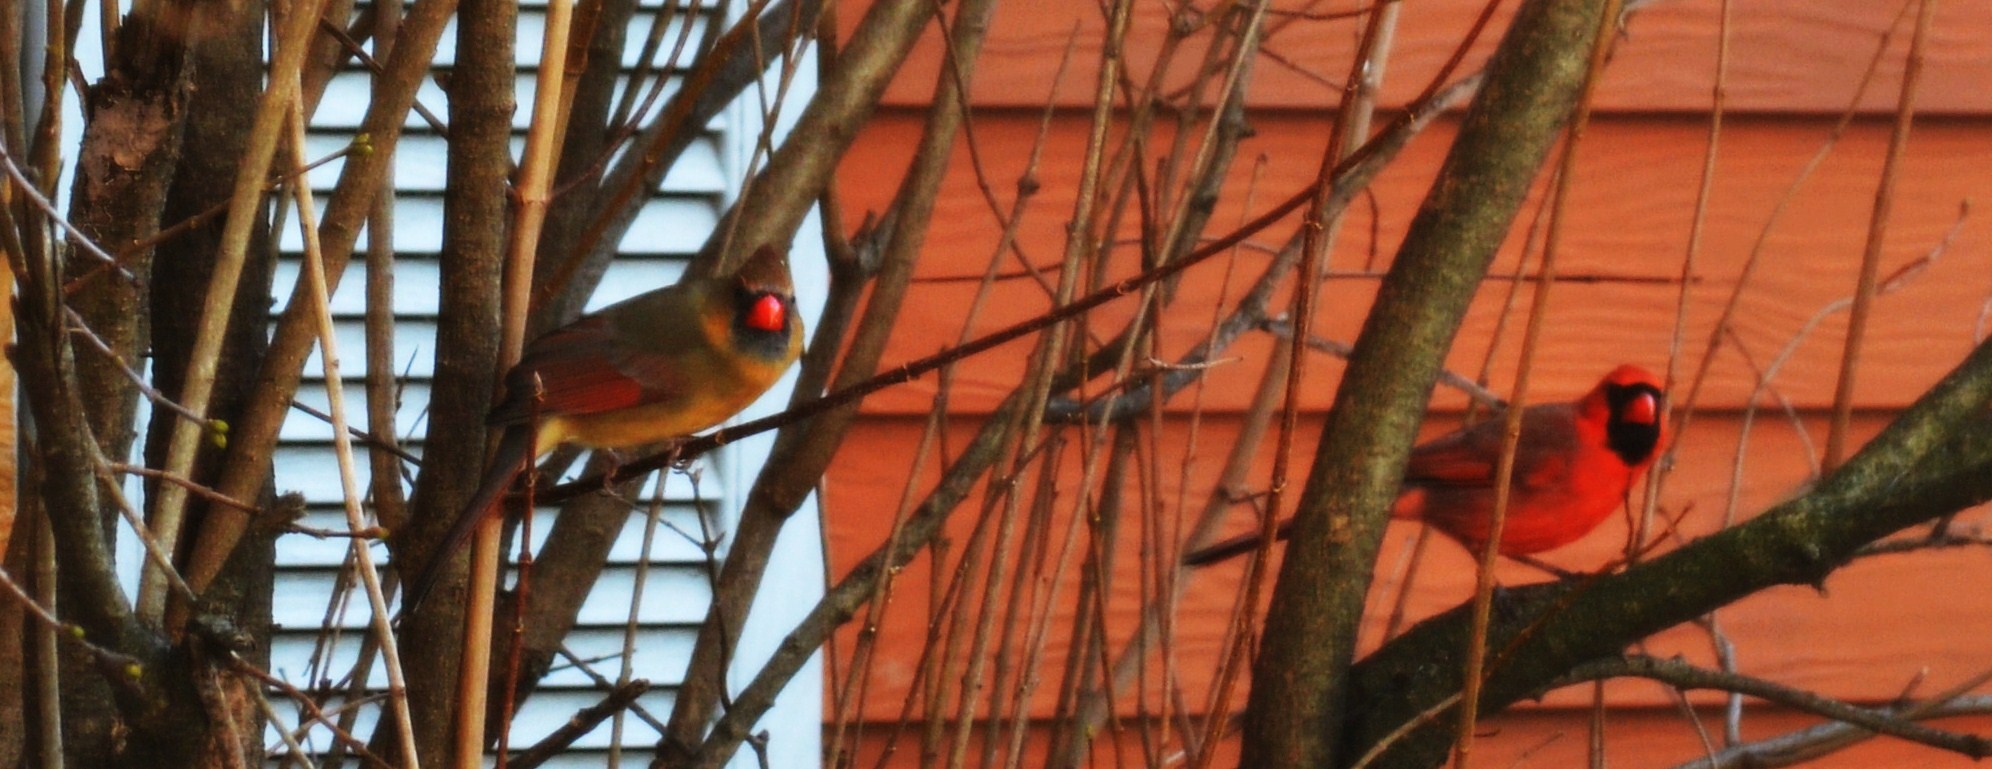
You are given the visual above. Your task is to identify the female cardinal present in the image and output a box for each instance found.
[1182,364,1666,567]
[405,245,805,611]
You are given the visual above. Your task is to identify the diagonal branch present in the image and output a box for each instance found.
[1556,655,1991,760]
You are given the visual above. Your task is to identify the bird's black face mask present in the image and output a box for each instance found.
[1603,382,1664,467]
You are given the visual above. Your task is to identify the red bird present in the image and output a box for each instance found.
[1183,365,1667,567]
[404,246,804,611]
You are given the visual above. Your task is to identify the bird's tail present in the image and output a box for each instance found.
[401,426,533,615]
[1181,517,1298,567]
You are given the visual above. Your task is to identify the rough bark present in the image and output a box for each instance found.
[386,0,512,760]
[143,0,278,760]
[66,4,198,503]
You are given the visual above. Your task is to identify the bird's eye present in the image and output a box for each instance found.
[744,293,786,332]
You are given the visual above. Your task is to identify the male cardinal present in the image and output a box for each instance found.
[404,245,804,611]
[1182,364,1666,568]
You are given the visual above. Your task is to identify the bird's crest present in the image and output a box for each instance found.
[733,245,794,294]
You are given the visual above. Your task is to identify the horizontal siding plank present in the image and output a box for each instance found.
[839,112,1992,415]
[299,131,728,194]
[274,501,714,567]
[862,0,1992,114]
[314,71,729,134]
[283,381,432,441]
[274,194,717,254]
[273,443,721,504]
[268,563,714,628]
[254,690,683,754]
[431,11,711,69]
[265,626,696,690]
[272,256,689,318]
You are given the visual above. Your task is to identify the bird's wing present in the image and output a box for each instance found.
[489,315,691,424]
[1402,418,1502,488]
[1401,405,1580,491]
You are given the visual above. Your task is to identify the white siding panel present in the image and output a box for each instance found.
[618,197,721,254]
[272,257,446,316]
[301,131,730,194]
[274,445,380,504]
[269,562,713,629]
[433,11,712,69]
[275,194,716,255]
[271,255,690,318]
[276,499,713,568]
[262,697,382,756]
[581,258,692,309]
[312,71,457,129]
[270,568,388,629]
[293,318,439,378]
[507,689,678,749]
[284,381,433,441]
[277,510,408,567]
[301,132,453,192]
[539,626,699,687]
[573,566,714,626]
[313,71,719,134]
[266,619,699,691]
[272,442,722,505]
[275,195,444,252]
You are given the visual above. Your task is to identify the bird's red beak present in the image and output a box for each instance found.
[745,294,787,332]
[1625,391,1659,426]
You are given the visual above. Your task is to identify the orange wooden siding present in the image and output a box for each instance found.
[856,0,1992,114]
[838,113,1991,416]
[822,0,1992,765]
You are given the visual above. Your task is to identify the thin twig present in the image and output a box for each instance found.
[1559,656,1992,761]
[64,305,221,432]
[608,473,669,767]
[252,680,322,769]
[1645,0,1732,558]
[286,399,424,465]
[0,142,129,278]
[1456,3,1618,762]
[508,680,654,769]
[229,656,397,769]
[1259,318,1506,409]
[363,0,411,536]
[0,560,144,675]
[1665,0,1915,461]
[1853,530,1992,558]
[284,99,421,767]
[1824,0,1939,469]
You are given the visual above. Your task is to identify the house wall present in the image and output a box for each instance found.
[820,0,1992,765]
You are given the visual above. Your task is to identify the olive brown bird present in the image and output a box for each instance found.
[1182,365,1667,568]
[404,245,805,611]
